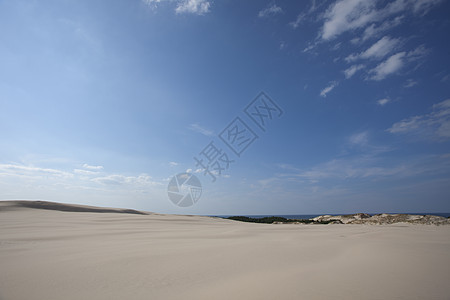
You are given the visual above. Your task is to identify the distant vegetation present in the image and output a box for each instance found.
[226,216,331,224]
[224,213,450,225]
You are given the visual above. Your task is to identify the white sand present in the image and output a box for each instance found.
[1,201,449,300]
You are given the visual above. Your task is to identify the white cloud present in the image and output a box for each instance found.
[0,161,166,207]
[344,64,364,79]
[169,162,178,167]
[368,45,428,80]
[406,44,429,61]
[320,0,443,40]
[278,153,449,183]
[286,157,402,181]
[321,0,377,40]
[290,0,321,28]
[404,79,418,88]
[387,99,450,140]
[82,163,103,170]
[273,137,448,185]
[320,81,338,97]
[330,42,342,51]
[377,98,390,106]
[350,37,360,44]
[74,169,99,175]
[0,164,73,179]
[258,4,283,18]
[188,123,214,136]
[290,13,306,29]
[0,163,164,188]
[143,0,161,3]
[143,0,211,14]
[142,0,161,9]
[349,131,369,146]
[361,16,404,41]
[412,0,445,15]
[92,174,161,186]
[346,36,401,62]
[175,0,210,15]
[368,52,406,80]
[302,42,317,53]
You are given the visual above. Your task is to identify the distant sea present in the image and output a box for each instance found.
[213,213,450,219]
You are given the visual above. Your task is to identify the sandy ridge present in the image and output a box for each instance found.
[0,200,149,215]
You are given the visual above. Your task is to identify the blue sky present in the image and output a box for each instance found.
[1,0,449,214]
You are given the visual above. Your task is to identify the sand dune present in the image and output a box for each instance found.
[0,200,148,215]
[1,201,449,300]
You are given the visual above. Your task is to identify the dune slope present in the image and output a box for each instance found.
[1,201,449,300]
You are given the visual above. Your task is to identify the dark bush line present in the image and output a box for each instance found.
[226,216,331,224]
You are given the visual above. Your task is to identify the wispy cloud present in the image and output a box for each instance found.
[344,64,364,79]
[369,52,406,80]
[330,42,342,51]
[368,45,428,80]
[92,174,160,186]
[404,79,418,88]
[302,42,318,53]
[143,0,211,14]
[175,0,210,15]
[82,163,103,170]
[267,129,449,193]
[74,169,99,175]
[348,131,369,147]
[346,36,401,62]
[359,16,404,42]
[320,81,338,97]
[258,4,283,18]
[289,0,321,28]
[377,98,390,106]
[142,0,161,7]
[273,133,448,186]
[290,13,306,29]
[278,153,450,184]
[0,162,163,198]
[169,161,178,167]
[320,0,443,40]
[406,44,429,61]
[411,0,445,15]
[0,164,73,179]
[321,0,377,40]
[441,74,450,82]
[387,99,450,141]
[188,123,214,136]
[292,157,404,181]
[297,0,441,87]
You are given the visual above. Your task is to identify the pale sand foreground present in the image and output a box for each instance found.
[1,202,450,300]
